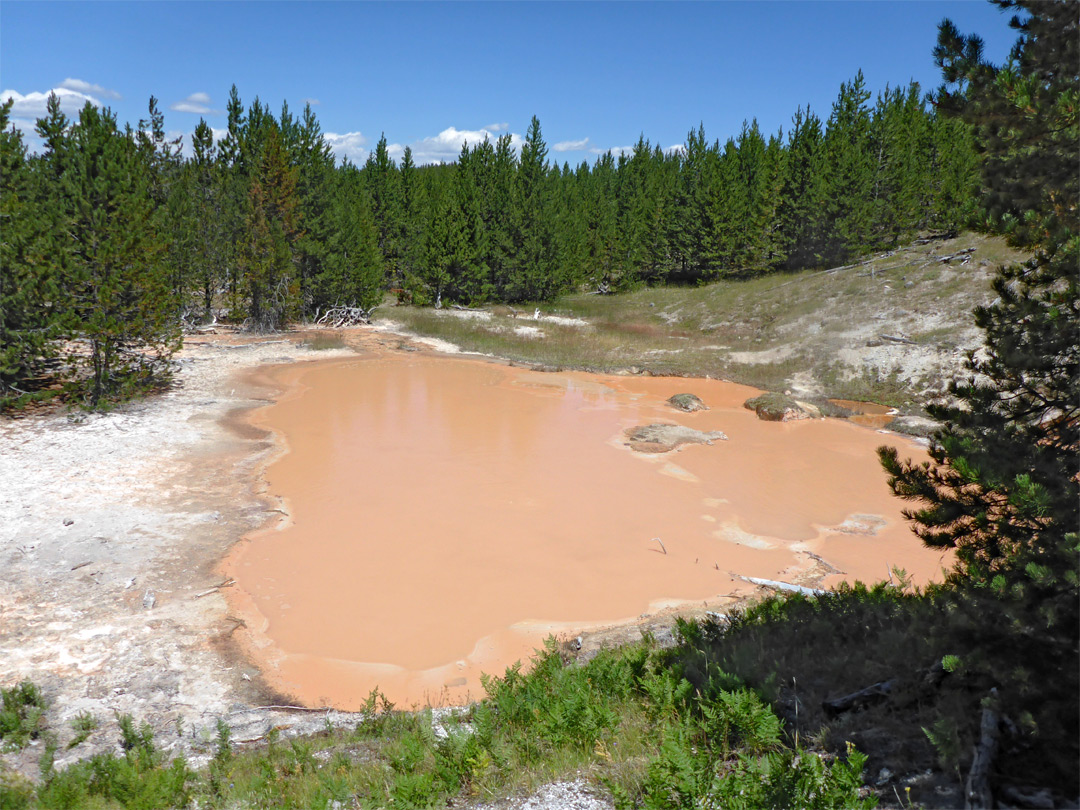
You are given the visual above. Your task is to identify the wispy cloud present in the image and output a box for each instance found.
[385,125,523,165]
[590,145,634,158]
[324,130,369,163]
[302,97,321,107]
[553,137,590,152]
[485,122,508,132]
[59,78,121,100]
[170,92,221,115]
[1,87,100,119]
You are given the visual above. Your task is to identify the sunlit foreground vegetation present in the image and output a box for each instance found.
[3,580,1075,809]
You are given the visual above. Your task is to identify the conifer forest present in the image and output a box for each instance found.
[2,72,978,406]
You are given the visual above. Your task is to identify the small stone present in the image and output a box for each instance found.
[142,589,156,610]
[63,518,74,526]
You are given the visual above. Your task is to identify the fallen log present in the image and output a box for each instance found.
[822,679,895,719]
[937,247,976,263]
[879,333,916,345]
[732,574,827,597]
[194,577,236,599]
[216,340,289,349]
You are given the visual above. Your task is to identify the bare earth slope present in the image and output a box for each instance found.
[384,233,1027,421]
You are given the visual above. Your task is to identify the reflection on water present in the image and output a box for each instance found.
[223,352,938,709]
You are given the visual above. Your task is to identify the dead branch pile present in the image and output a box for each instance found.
[316,305,378,328]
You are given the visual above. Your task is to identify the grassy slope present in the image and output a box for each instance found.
[380,233,1026,413]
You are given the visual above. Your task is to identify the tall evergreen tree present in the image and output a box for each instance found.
[821,71,875,264]
[0,100,61,400]
[312,165,383,311]
[57,102,179,405]
[508,116,557,301]
[364,134,403,285]
[879,0,1078,788]
[241,125,303,330]
[776,107,828,270]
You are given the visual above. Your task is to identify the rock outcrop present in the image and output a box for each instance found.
[744,393,816,422]
[666,393,709,412]
[626,423,728,453]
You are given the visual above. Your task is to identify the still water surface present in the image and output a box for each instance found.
[224,350,939,708]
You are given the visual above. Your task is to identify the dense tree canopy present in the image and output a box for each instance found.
[2,71,978,406]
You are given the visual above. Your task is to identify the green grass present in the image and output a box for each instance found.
[5,578,1075,807]
[377,233,1023,411]
[0,642,875,810]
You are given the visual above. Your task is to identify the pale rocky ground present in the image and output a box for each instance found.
[0,334,373,776]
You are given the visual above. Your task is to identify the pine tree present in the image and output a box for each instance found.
[0,100,62,401]
[870,83,933,245]
[396,146,428,298]
[668,124,712,281]
[182,119,229,319]
[776,107,828,270]
[312,165,383,310]
[508,116,557,301]
[821,71,875,264]
[879,1,1078,787]
[58,102,180,405]
[241,125,303,330]
[364,134,403,285]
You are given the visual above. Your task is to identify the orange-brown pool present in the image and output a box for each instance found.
[222,350,942,709]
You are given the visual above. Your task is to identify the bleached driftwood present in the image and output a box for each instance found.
[316,305,377,328]
[879,333,916,345]
[193,578,236,600]
[733,574,827,597]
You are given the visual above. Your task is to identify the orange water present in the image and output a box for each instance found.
[223,352,941,709]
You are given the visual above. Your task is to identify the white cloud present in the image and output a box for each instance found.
[1,87,100,119]
[485,122,508,132]
[395,125,523,165]
[170,92,221,115]
[666,144,687,155]
[302,97,321,107]
[553,137,590,152]
[59,78,121,100]
[324,130,369,163]
[590,145,634,158]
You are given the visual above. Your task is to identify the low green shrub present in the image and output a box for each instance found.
[1,681,48,750]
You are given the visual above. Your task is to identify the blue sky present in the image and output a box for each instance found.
[2,1,1017,166]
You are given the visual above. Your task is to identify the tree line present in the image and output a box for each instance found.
[2,71,977,405]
